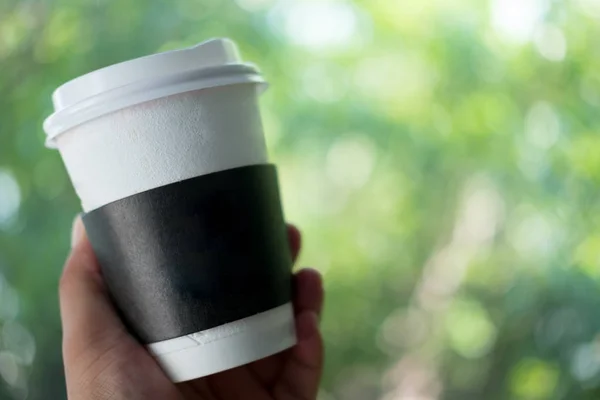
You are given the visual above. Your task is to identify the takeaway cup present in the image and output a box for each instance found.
[43,38,295,382]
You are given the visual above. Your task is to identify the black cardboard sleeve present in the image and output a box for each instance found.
[82,164,292,344]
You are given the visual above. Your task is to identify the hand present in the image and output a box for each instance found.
[60,217,324,400]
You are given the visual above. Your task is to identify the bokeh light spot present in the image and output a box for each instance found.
[380,309,429,351]
[491,0,547,43]
[354,53,437,111]
[534,25,567,62]
[301,63,348,103]
[525,101,560,150]
[0,9,32,60]
[0,351,20,387]
[510,358,559,398]
[0,169,21,229]
[571,342,600,382]
[2,321,36,366]
[326,135,376,190]
[445,298,497,359]
[510,208,562,260]
[574,235,600,277]
[270,1,360,51]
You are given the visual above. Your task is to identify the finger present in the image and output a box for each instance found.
[62,217,180,400]
[206,366,271,400]
[293,268,324,318]
[59,216,128,362]
[273,311,323,400]
[287,224,302,264]
[247,268,323,386]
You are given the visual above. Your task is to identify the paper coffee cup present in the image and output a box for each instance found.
[43,38,296,382]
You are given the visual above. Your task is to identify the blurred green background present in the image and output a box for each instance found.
[2,0,600,398]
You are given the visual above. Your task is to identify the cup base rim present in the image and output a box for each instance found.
[147,303,296,382]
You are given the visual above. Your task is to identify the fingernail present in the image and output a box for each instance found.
[71,215,85,248]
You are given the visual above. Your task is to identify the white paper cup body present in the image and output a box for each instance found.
[56,84,268,212]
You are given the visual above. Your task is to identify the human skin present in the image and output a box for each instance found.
[59,217,324,400]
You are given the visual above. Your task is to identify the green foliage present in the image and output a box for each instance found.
[2,0,600,399]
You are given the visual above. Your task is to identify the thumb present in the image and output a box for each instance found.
[59,216,129,364]
[60,218,179,399]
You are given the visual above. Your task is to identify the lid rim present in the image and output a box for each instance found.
[44,63,266,147]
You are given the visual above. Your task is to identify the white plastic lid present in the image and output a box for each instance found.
[43,38,266,147]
